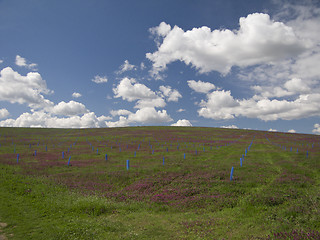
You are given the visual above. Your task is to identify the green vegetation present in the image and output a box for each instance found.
[0,126,319,239]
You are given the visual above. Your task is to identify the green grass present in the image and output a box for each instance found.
[0,126,319,239]
[0,165,185,239]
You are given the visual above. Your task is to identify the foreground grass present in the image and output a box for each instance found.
[0,127,319,239]
[0,165,185,239]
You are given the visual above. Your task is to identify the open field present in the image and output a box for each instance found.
[0,126,319,239]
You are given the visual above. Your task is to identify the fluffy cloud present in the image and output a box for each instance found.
[109,83,176,126]
[92,75,108,83]
[221,125,238,129]
[238,4,320,101]
[288,129,296,133]
[0,66,115,128]
[135,98,166,109]
[150,21,172,38]
[0,67,53,109]
[177,108,185,112]
[187,80,216,93]
[0,108,9,119]
[268,128,278,132]
[110,109,132,117]
[106,116,130,128]
[312,124,320,134]
[72,92,82,98]
[113,77,169,109]
[117,60,136,74]
[284,78,310,94]
[198,89,320,121]
[113,77,157,102]
[0,111,48,128]
[47,112,107,128]
[0,111,110,128]
[171,119,192,126]
[128,107,172,124]
[51,101,89,116]
[250,77,313,99]
[198,90,239,120]
[106,107,173,127]
[147,13,307,75]
[110,78,177,125]
[15,55,37,70]
[159,85,182,102]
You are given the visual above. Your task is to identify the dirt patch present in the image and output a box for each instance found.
[0,223,7,228]
[0,235,7,240]
[0,222,8,240]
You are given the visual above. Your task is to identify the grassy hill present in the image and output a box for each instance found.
[0,126,319,239]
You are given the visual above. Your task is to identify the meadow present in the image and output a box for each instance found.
[0,126,319,239]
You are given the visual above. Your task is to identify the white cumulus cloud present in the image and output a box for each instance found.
[147,13,307,76]
[198,90,239,120]
[106,116,130,128]
[51,101,89,116]
[15,55,38,70]
[221,125,238,129]
[0,111,111,128]
[268,128,278,132]
[251,77,314,99]
[288,129,296,133]
[117,60,136,74]
[135,98,166,109]
[113,77,168,109]
[159,85,182,102]
[237,4,320,105]
[312,123,320,135]
[187,80,216,93]
[284,78,310,94]
[0,67,53,109]
[106,107,173,127]
[128,107,172,124]
[72,92,82,98]
[150,21,172,38]
[92,75,108,83]
[110,109,132,117]
[113,77,157,102]
[113,78,184,111]
[171,119,192,126]
[0,108,9,119]
[197,87,320,121]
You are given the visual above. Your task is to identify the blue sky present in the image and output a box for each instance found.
[0,0,320,134]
